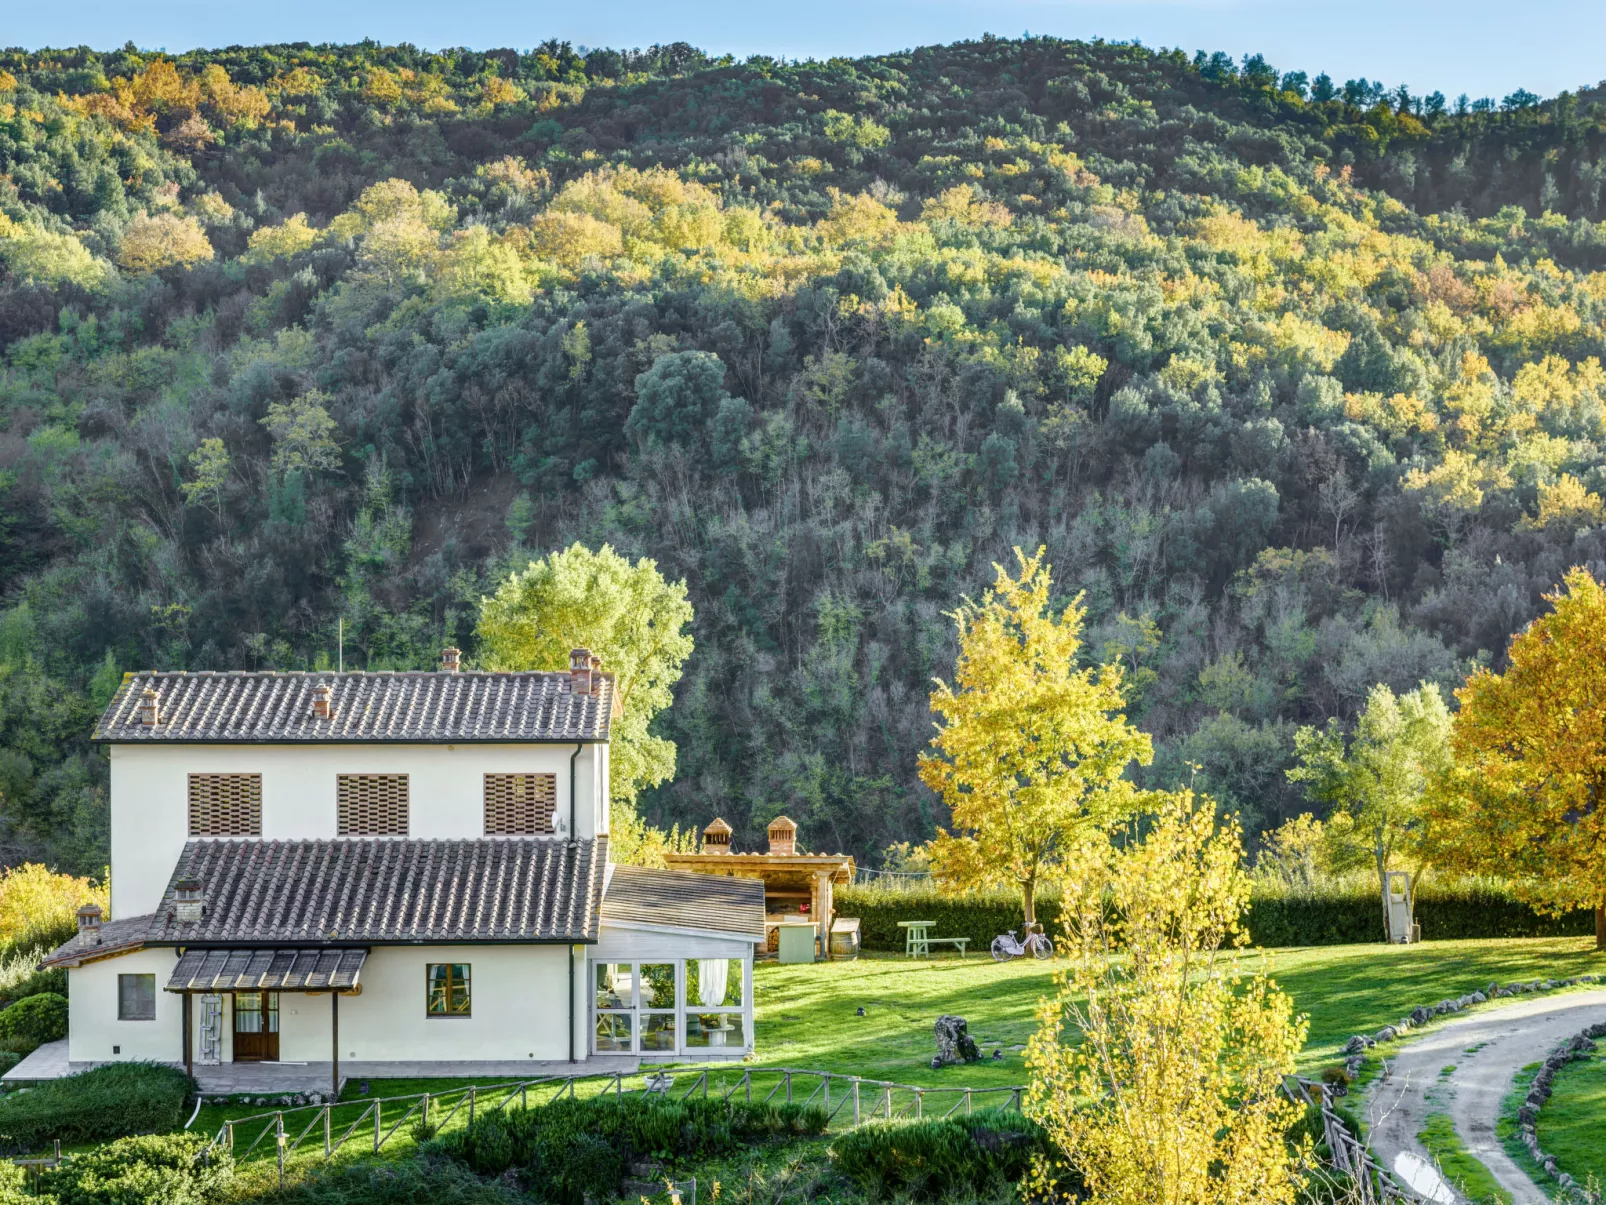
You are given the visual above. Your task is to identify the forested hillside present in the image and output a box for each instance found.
[4,36,1606,871]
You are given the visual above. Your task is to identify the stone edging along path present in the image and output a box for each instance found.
[1339,973,1606,1203]
[1337,974,1605,1080]
[1515,1021,1606,1199]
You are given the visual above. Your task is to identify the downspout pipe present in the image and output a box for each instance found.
[569,742,582,846]
[569,741,582,1064]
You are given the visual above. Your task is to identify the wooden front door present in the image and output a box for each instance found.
[232,992,279,1062]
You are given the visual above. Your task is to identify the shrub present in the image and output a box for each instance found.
[44,1131,231,1205]
[425,1092,831,1200]
[0,865,107,956]
[0,964,65,1011]
[0,1062,194,1152]
[830,1109,1052,1200]
[224,1156,524,1205]
[0,993,67,1048]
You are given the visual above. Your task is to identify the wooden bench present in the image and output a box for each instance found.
[925,937,969,957]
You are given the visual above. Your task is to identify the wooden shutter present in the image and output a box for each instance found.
[188,773,262,836]
[336,774,409,835]
[483,773,557,835]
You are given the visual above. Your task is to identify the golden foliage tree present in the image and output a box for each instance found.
[1426,567,1606,947]
[1027,792,1309,1205]
[116,212,214,273]
[919,547,1151,929]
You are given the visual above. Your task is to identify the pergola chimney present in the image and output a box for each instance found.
[702,817,733,855]
[76,904,102,933]
[311,682,332,720]
[440,646,462,673]
[173,879,204,924]
[767,816,798,857]
[137,687,162,727]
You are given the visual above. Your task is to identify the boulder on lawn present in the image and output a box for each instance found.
[931,1014,982,1069]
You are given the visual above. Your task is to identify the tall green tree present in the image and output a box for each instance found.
[476,543,694,813]
[1287,681,1452,940]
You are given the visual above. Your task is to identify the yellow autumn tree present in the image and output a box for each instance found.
[117,212,214,273]
[1425,567,1606,948]
[1027,792,1309,1205]
[918,547,1152,930]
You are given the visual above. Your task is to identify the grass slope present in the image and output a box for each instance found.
[1537,1047,1606,1191]
[746,938,1606,1084]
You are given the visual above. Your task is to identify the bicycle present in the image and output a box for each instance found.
[990,926,1054,961]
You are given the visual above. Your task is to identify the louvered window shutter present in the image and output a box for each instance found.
[336,774,409,835]
[483,773,557,834]
[188,774,263,836]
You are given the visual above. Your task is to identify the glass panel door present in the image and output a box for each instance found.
[232,992,280,1062]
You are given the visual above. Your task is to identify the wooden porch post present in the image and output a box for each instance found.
[182,993,193,1078]
[331,991,340,1101]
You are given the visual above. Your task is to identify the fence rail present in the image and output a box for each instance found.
[195,1066,1029,1177]
[1286,1076,1416,1204]
[12,1065,1416,1202]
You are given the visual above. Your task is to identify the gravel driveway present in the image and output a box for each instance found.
[1362,989,1606,1203]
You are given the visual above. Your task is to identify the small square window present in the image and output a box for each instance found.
[426,963,471,1016]
[118,974,156,1021]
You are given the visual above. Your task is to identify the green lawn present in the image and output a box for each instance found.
[744,937,1606,1084]
[177,935,1605,1166]
[1537,1047,1606,1189]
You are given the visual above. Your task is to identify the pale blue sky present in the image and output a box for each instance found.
[8,0,1603,103]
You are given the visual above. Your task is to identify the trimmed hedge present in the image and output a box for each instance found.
[836,884,1595,952]
[0,1063,194,1153]
[830,1108,1065,1200]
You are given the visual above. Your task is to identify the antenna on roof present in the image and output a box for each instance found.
[338,617,344,673]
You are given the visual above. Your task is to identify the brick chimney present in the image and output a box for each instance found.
[173,879,204,924]
[76,904,102,934]
[137,687,162,727]
[569,648,601,696]
[767,816,798,857]
[702,817,733,855]
[311,682,332,720]
[440,646,461,673]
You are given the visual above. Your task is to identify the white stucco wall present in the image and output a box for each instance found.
[109,742,607,916]
[66,949,184,1064]
[69,942,590,1066]
[301,944,582,1062]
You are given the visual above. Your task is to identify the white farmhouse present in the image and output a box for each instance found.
[19,648,762,1093]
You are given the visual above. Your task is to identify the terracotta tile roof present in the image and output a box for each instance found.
[147,837,606,944]
[167,947,368,992]
[600,865,766,941]
[40,915,154,968]
[94,671,612,744]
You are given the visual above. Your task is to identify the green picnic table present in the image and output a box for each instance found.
[898,921,969,959]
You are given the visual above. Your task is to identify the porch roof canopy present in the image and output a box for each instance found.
[166,947,368,993]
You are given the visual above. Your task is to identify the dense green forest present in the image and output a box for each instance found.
[4,35,1606,872]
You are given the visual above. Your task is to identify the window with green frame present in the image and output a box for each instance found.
[426,963,471,1016]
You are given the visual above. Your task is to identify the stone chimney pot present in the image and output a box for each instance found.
[137,687,162,727]
[76,904,102,933]
[173,878,205,924]
[311,682,332,720]
[440,647,462,673]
